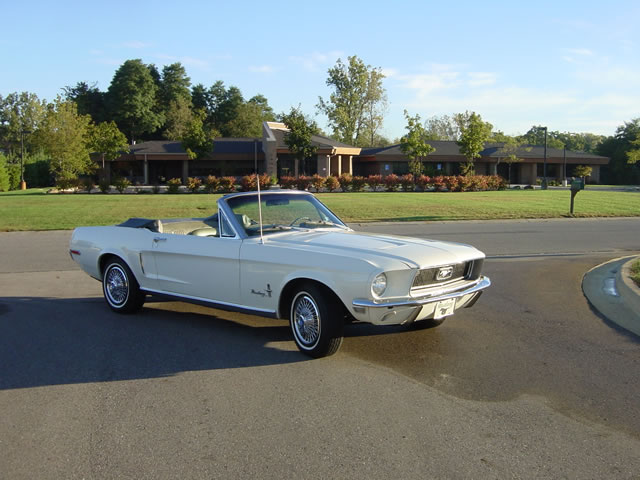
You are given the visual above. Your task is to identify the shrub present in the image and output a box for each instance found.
[259,173,273,189]
[444,176,460,192]
[219,176,237,193]
[167,177,182,194]
[367,174,384,192]
[81,177,95,193]
[98,179,110,193]
[240,175,257,191]
[296,175,312,191]
[56,177,80,191]
[338,173,352,192]
[204,175,219,193]
[311,174,325,192]
[491,175,508,190]
[187,176,202,193]
[415,175,431,191]
[432,175,447,192]
[458,175,473,192]
[113,177,131,193]
[384,174,399,192]
[399,173,415,192]
[325,176,339,192]
[351,176,367,192]
[279,176,297,189]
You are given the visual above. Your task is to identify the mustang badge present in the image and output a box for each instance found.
[436,266,454,281]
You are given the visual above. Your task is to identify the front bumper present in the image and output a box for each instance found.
[351,276,491,326]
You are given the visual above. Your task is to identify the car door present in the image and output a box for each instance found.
[150,232,241,305]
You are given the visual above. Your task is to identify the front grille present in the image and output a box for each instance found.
[411,262,471,289]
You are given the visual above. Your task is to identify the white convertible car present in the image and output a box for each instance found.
[70,190,490,357]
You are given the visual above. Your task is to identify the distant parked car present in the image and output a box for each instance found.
[69,190,490,357]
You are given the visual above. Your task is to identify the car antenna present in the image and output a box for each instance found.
[255,140,264,244]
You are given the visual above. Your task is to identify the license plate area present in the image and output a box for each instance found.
[434,298,456,319]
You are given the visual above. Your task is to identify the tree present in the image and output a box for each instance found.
[181,110,217,160]
[0,92,47,154]
[163,96,194,140]
[424,114,461,141]
[159,62,191,105]
[359,67,387,146]
[598,118,640,184]
[106,59,163,142]
[457,111,493,176]
[573,165,592,180]
[36,98,94,186]
[224,95,276,138]
[280,107,318,166]
[626,134,640,165]
[63,82,107,123]
[88,121,129,170]
[519,125,565,149]
[317,55,386,146]
[400,110,435,176]
[0,153,10,191]
[492,134,529,184]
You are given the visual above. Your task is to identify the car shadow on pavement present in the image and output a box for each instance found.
[0,296,306,390]
[0,296,422,390]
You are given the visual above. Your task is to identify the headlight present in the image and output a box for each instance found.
[371,273,387,297]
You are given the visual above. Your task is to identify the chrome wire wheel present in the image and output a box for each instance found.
[105,264,129,307]
[291,292,321,350]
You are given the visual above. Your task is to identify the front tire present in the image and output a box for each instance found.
[102,258,145,313]
[290,284,343,358]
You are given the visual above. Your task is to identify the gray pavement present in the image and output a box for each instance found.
[583,256,640,337]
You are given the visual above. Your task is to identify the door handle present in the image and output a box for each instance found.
[153,237,167,243]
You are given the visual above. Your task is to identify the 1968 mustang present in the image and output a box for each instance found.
[70,190,490,357]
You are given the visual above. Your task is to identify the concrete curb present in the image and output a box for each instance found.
[619,258,640,315]
[582,256,640,338]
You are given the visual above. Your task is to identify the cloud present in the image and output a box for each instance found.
[397,71,461,98]
[249,65,275,74]
[467,72,497,87]
[121,41,152,49]
[289,51,343,71]
[562,47,594,64]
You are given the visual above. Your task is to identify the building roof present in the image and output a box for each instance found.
[359,141,609,164]
[129,138,262,156]
[265,122,361,155]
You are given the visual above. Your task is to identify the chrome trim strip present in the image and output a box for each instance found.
[353,276,491,309]
[141,287,277,315]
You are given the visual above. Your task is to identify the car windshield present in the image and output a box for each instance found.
[224,192,347,237]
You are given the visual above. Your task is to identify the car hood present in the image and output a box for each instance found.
[262,229,484,270]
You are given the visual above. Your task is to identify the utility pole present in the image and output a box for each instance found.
[541,126,548,190]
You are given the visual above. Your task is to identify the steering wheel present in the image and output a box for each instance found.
[289,216,312,227]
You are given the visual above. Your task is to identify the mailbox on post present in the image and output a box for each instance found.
[571,179,584,192]
[570,178,584,214]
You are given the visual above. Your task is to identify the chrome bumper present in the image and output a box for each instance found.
[352,276,491,309]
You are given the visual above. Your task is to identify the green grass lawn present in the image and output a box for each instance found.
[631,259,640,288]
[1,188,639,231]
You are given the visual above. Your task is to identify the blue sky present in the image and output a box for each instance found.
[2,0,638,139]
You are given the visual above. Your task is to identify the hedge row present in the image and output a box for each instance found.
[280,173,508,192]
[58,173,507,194]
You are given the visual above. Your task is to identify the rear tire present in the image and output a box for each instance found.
[102,258,145,313]
[289,283,343,358]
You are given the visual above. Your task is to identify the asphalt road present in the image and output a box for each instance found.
[1,218,639,479]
